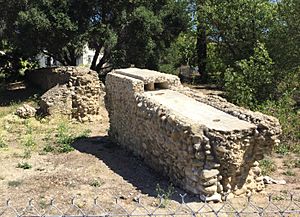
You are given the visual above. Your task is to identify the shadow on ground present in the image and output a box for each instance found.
[72,136,199,203]
[0,81,42,106]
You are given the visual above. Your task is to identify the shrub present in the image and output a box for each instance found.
[155,183,176,208]
[258,93,300,153]
[224,42,276,108]
[260,159,277,176]
[56,122,75,145]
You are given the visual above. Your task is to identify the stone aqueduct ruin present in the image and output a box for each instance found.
[105,68,281,201]
[27,67,281,201]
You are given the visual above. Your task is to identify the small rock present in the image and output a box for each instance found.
[252,167,262,176]
[222,193,234,201]
[202,178,218,187]
[203,185,218,194]
[234,187,247,196]
[133,196,139,202]
[263,176,286,185]
[201,169,219,179]
[253,161,259,167]
[200,193,222,202]
[193,143,201,150]
[15,104,36,119]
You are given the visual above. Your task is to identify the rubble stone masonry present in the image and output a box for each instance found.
[105,68,282,201]
[26,66,104,122]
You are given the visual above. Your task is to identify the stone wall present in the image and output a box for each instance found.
[105,68,282,201]
[26,67,104,122]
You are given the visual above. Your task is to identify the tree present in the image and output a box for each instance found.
[206,0,276,64]
[1,0,189,77]
[268,0,300,72]
[196,0,208,82]
[224,42,276,108]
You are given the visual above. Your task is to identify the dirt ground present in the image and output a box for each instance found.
[0,83,299,216]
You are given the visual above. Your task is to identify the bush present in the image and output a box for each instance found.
[224,42,276,108]
[258,93,300,153]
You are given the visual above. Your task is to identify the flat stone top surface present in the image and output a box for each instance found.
[114,68,177,84]
[145,90,256,132]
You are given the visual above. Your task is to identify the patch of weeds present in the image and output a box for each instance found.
[77,129,92,139]
[272,195,285,201]
[89,179,103,187]
[43,130,52,142]
[43,144,55,153]
[57,143,74,153]
[284,158,300,169]
[22,149,32,159]
[16,162,32,170]
[155,183,176,208]
[24,119,33,135]
[0,136,7,149]
[8,180,22,187]
[39,200,48,209]
[260,159,277,176]
[294,159,300,168]
[56,122,75,145]
[55,122,75,153]
[275,144,290,155]
[22,135,36,148]
[283,170,296,176]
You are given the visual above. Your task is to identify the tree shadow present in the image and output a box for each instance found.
[72,136,199,203]
[0,81,42,106]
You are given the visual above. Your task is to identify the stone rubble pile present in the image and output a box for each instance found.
[105,68,282,202]
[26,66,104,122]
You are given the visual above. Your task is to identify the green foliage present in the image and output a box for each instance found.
[224,42,276,108]
[77,129,92,139]
[282,170,296,177]
[275,144,290,156]
[89,179,103,188]
[206,43,227,84]
[8,180,22,188]
[159,30,197,75]
[268,0,300,71]
[155,183,176,208]
[22,149,32,159]
[22,135,36,148]
[56,143,74,153]
[43,144,55,153]
[17,162,32,170]
[55,122,75,153]
[283,158,300,169]
[0,136,7,149]
[258,93,300,153]
[56,122,74,145]
[260,158,277,176]
[2,0,189,74]
[206,0,276,63]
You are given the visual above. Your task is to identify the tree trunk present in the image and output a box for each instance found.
[91,47,101,71]
[196,0,207,83]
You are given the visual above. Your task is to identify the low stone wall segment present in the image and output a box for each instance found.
[26,66,104,122]
[105,68,282,201]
